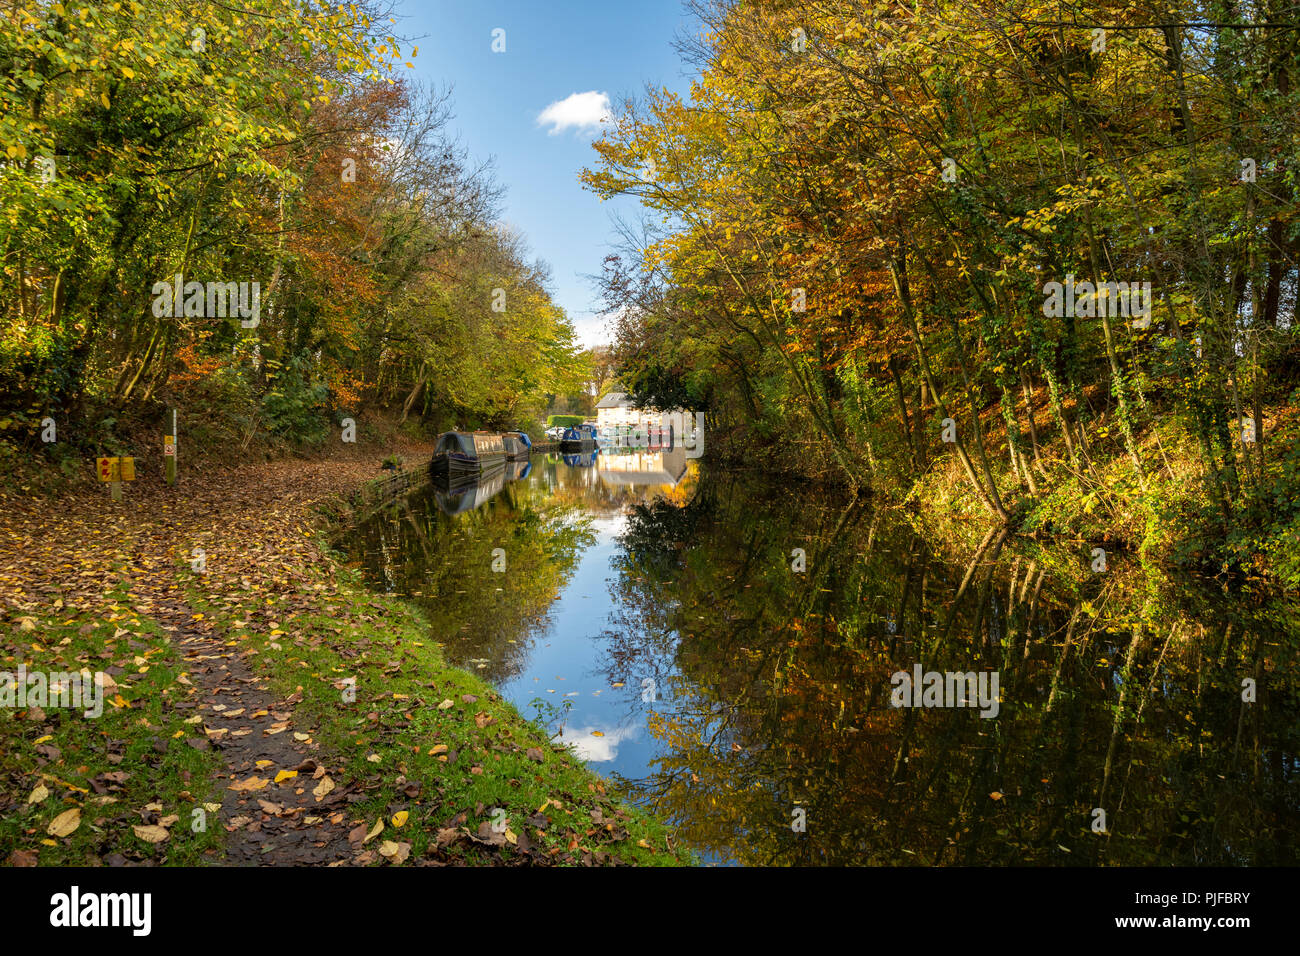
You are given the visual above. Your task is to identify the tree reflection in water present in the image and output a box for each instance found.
[604,472,1300,866]
[340,462,1300,866]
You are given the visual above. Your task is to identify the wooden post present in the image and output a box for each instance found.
[164,408,177,485]
[110,480,122,501]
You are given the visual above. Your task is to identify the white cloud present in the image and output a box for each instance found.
[537,91,612,136]
[558,722,637,762]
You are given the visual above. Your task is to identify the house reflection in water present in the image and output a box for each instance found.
[597,445,689,489]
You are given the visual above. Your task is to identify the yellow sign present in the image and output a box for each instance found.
[95,457,136,482]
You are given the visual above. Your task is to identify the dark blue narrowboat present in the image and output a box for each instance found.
[559,422,598,453]
[430,431,507,483]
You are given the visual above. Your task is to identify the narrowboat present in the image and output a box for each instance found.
[430,431,506,482]
[559,422,598,452]
[502,432,531,462]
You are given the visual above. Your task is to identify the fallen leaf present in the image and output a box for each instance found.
[132,824,169,844]
[47,808,81,837]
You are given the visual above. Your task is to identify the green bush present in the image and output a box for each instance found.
[261,354,330,445]
[546,414,584,428]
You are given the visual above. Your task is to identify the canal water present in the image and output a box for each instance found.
[338,451,1300,866]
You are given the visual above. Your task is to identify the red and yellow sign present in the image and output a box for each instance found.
[96,457,136,482]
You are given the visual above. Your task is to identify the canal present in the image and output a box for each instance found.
[337,451,1300,865]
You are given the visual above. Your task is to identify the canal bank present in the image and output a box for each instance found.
[0,450,692,866]
[337,454,1300,866]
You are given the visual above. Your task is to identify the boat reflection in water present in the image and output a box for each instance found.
[432,468,507,515]
[430,432,691,517]
[433,450,534,516]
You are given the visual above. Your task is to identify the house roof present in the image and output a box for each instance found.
[595,391,633,410]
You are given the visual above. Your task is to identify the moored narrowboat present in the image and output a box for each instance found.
[559,422,598,452]
[502,432,531,461]
[430,431,507,482]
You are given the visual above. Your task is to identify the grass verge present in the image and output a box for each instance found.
[0,580,225,865]
[180,506,693,866]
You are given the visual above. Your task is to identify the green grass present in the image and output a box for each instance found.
[0,583,225,865]
[182,554,694,866]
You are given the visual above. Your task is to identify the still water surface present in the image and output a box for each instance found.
[339,451,1300,866]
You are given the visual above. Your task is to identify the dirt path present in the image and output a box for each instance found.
[1,444,433,865]
[130,552,360,864]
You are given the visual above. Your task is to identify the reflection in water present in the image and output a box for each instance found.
[340,459,1300,866]
[433,468,508,515]
[598,446,689,487]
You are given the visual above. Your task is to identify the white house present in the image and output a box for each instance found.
[594,392,703,457]
[594,391,640,428]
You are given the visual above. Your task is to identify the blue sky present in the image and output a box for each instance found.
[395,1,697,349]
